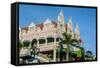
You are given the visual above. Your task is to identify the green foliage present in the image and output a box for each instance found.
[72,50,82,57]
[59,31,85,61]
[23,40,30,47]
[60,32,72,45]
[85,50,93,57]
[19,40,23,48]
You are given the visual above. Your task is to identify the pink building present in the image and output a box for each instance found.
[19,10,81,62]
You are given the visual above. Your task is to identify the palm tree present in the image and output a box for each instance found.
[59,42,64,62]
[60,32,79,61]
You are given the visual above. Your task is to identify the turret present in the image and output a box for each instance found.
[75,24,80,40]
[67,17,73,32]
[57,9,65,31]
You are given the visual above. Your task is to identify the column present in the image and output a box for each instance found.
[37,39,39,47]
[45,38,47,46]
[53,36,56,62]
[54,37,56,45]
[53,49,56,62]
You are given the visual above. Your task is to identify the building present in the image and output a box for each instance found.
[19,10,81,62]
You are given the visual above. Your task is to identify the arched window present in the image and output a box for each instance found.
[31,39,37,47]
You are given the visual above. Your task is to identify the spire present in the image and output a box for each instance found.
[28,22,35,28]
[57,9,65,27]
[59,9,64,17]
[44,18,52,24]
[75,23,80,39]
[68,16,72,24]
[75,24,80,35]
[67,17,73,31]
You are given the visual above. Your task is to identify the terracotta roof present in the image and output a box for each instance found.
[21,21,67,31]
[52,21,57,28]
[36,21,58,30]
[22,27,28,30]
[22,27,29,33]
[65,24,67,30]
[36,24,43,30]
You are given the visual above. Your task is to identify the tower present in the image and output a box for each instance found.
[57,9,65,31]
[75,24,80,40]
[66,17,73,35]
[67,17,73,32]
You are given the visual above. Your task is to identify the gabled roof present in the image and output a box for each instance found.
[44,18,52,24]
[36,24,43,30]
[28,22,35,28]
[21,27,29,33]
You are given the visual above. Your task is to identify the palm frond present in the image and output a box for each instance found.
[61,32,72,44]
[60,38,67,44]
[70,39,80,44]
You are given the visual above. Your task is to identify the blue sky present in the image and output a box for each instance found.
[19,4,96,55]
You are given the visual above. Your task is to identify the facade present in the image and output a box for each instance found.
[19,10,81,62]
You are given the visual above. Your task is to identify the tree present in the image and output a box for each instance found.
[23,40,30,48]
[71,43,85,61]
[19,40,30,64]
[19,40,23,48]
[80,47,85,60]
[60,32,80,61]
[59,42,64,62]
[85,50,93,60]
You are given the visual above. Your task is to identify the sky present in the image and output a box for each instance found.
[19,4,96,55]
